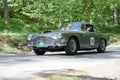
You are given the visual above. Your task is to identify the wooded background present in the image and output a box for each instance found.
[1,0,120,25]
[0,0,120,52]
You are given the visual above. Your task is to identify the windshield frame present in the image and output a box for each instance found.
[59,22,83,31]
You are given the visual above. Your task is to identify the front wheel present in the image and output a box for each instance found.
[33,49,46,55]
[65,37,78,55]
[97,39,106,53]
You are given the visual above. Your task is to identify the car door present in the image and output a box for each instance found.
[83,24,98,48]
[78,24,90,49]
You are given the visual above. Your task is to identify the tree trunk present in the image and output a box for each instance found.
[3,0,10,25]
[114,7,119,25]
[22,0,25,7]
[22,0,27,7]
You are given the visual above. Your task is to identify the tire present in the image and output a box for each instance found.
[97,39,106,53]
[65,37,78,55]
[33,49,46,55]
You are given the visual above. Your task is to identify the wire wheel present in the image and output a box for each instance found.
[33,49,46,55]
[65,37,78,55]
[97,39,106,53]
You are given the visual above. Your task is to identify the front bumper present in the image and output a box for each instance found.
[33,46,65,51]
[28,43,66,51]
[28,36,67,51]
[28,41,66,50]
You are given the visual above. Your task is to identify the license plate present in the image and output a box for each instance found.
[37,42,46,48]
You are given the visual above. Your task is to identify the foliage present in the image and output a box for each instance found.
[0,0,120,52]
[0,31,29,52]
[1,0,120,26]
[0,18,24,32]
[21,0,84,23]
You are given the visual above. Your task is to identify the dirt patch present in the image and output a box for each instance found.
[24,70,115,80]
[24,61,120,80]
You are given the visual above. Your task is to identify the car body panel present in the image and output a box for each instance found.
[28,22,110,52]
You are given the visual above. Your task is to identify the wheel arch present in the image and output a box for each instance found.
[69,35,80,49]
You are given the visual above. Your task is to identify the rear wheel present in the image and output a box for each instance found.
[97,39,106,53]
[65,37,78,55]
[33,49,46,55]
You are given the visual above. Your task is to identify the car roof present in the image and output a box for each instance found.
[68,22,84,24]
[63,22,93,26]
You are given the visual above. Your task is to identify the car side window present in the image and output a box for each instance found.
[69,23,81,31]
[80,25,85,31]
[85,24,94,32]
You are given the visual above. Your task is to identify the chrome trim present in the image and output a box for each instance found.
[28,43,66,48]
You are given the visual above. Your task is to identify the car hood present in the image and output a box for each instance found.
[30,30,63,40]
[41,30,62,36]
[30,30,81,40]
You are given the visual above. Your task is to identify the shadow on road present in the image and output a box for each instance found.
[0,46,120,65]
[32,68,116,80]
[32,72,114,80]
[0,48,120,80]
[45,50,120,59]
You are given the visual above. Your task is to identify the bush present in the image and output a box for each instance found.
[0,18,25,33]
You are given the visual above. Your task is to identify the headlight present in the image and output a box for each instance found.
[57,33,62,39]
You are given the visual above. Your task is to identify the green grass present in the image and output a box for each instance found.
[111,40,120,45]
[0,32,28,52]
[96,24,120,43]
[0,19,29,52]
[2,46,21,53]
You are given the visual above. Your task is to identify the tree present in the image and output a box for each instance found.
[3,0,10,24]
[108,0,120,25]
[114,7,119,25]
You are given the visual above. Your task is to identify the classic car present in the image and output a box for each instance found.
[27,22,110,55]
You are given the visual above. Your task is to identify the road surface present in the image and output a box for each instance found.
[0,45,120,80]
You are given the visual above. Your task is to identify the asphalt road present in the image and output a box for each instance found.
[0,45,120,80]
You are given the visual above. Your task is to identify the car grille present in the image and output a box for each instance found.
[33,36,55,46]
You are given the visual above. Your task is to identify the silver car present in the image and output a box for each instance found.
[28,22,110,55]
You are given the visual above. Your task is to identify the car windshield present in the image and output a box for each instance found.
[59,23,82,31]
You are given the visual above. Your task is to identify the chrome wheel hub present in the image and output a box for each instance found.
[69,39,77,52]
